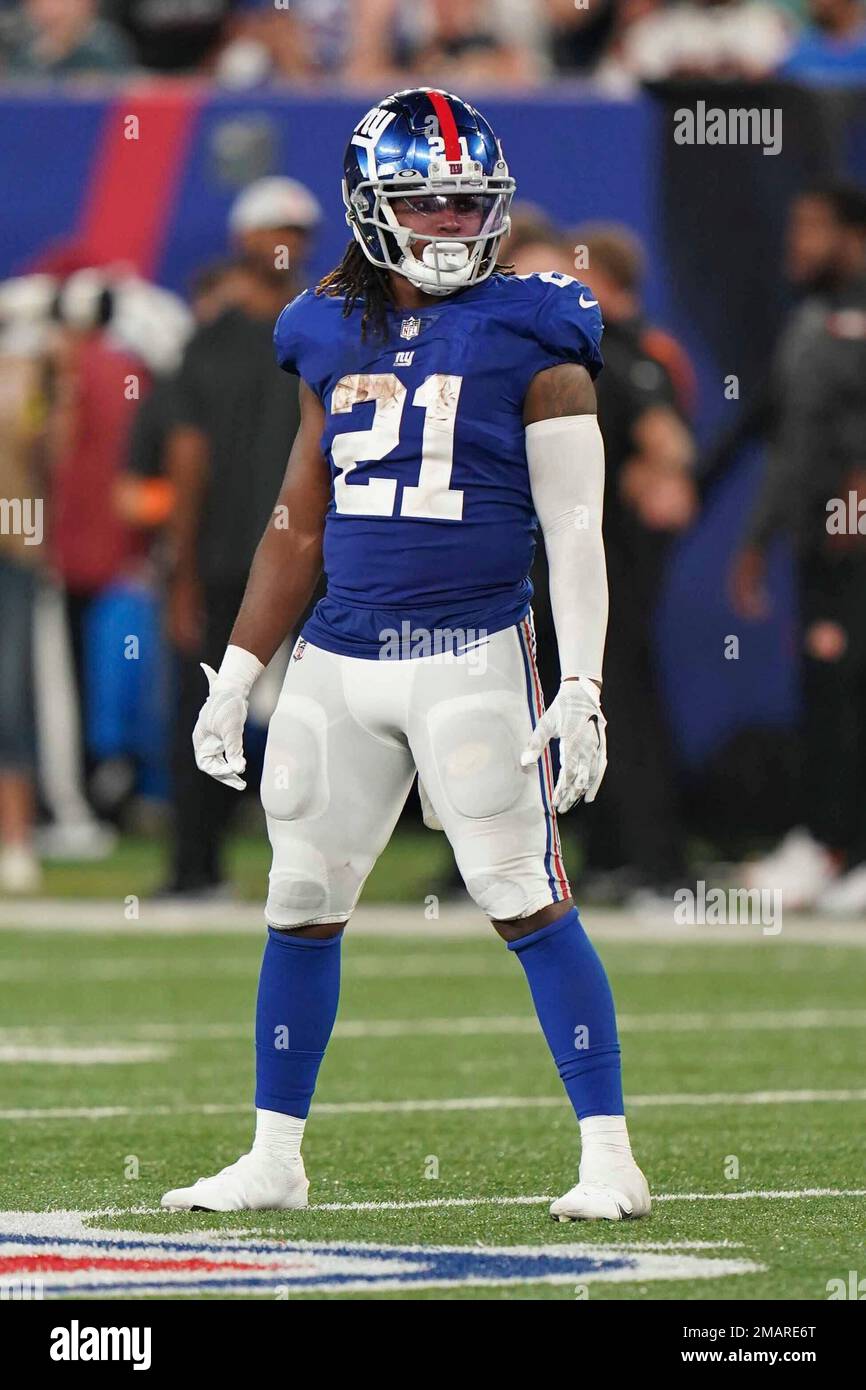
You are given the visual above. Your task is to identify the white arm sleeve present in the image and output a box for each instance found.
[525,414,608,684]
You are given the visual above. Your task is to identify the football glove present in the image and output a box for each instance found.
[192,646,264,792]
[520,677,607,812]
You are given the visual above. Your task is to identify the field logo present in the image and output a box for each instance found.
[0,1213,762,1296]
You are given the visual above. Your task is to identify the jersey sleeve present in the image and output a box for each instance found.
[273,289,312,378]
[528,273,604,380]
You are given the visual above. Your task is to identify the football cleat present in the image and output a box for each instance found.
[160,1152,309,1213]
[549,1167,651,1222]
[343,87,515,296]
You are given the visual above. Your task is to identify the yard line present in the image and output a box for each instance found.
[332,1009,866,1038]
[0,1044,171,1065]
[76,1192,865,1218]
[0,954,510,983]
[252,1190,866,1214]
[654,1188,866,1201]
[1,900,865,944]
[2,1088,865,1122]
[0,1007,864,1045]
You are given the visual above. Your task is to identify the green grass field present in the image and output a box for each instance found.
[1,833,865,1299]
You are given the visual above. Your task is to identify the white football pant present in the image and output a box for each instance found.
[261,616,570,926]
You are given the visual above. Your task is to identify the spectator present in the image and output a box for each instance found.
[573,222,698,906]
[157,180,318,901]
[8,0,135,76]
[105,0,233,73]
[621,0,791,81]
[228,177,322,286]
[500,201,566,265]
[219,0,339,82]
[402,0,547,85]
[45,280,152,817]
[545,0,633,75]
[0,320,46,893]
[778,0,866,80]
[116,263,233,549]
[507,220,697,905]
[509,234,576,277]
[341,0,547,87]
[729,181,866,912]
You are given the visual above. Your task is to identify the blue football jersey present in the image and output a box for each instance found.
[274,271,603,659]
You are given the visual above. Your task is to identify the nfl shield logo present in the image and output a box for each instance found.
[400,316,421,340]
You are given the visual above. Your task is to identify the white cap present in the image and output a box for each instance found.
[228,177,322,236]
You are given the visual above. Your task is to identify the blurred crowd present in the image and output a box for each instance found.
[1,0,866,89]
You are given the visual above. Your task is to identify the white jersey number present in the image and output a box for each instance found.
[330,372,464,521]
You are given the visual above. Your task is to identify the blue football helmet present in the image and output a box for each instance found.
[342,88,515,297]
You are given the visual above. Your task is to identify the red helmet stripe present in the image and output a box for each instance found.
[427,91,461,161]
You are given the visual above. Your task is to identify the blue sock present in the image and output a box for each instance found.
[254,926,342,1118]
[507,907,623,1119]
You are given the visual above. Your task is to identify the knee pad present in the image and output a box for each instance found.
[265,837,332,927]
[261,695,329,821]
[426,693,525,820]
[465,870,536,922]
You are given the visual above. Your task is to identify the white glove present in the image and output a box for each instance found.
[417,776,443,831]
[192,645,264,791]
[520,677,607,813]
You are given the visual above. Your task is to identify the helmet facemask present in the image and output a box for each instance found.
[345,155,514,297]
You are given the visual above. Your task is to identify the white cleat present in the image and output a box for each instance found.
[161,1152,309,1212]
[549,1167,651,1222]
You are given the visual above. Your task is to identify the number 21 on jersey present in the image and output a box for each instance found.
[330,372,464,521]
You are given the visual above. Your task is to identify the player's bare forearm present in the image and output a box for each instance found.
[228,381,329,666]
[523,362,597,425]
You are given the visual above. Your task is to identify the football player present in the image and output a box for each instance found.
[162,89,651,1222]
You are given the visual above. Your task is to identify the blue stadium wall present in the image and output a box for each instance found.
[4,82,861,772]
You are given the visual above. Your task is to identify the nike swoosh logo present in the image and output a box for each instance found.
[579,294,598,308]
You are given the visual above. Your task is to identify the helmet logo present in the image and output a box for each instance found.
[353,107,397,142]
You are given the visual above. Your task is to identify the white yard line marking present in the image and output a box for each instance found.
[2,1088,865,1122]
[1,900,864,944]
[0,1007,864,1045]
[0,1044,171,1065]
[39,1192,866,1220]
[0,955,512,983]
[654,1188,866,1201]
[257,1189,866,1214]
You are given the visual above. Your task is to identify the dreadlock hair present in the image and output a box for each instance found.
[316,239,514,342]
[316,240,395,342]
